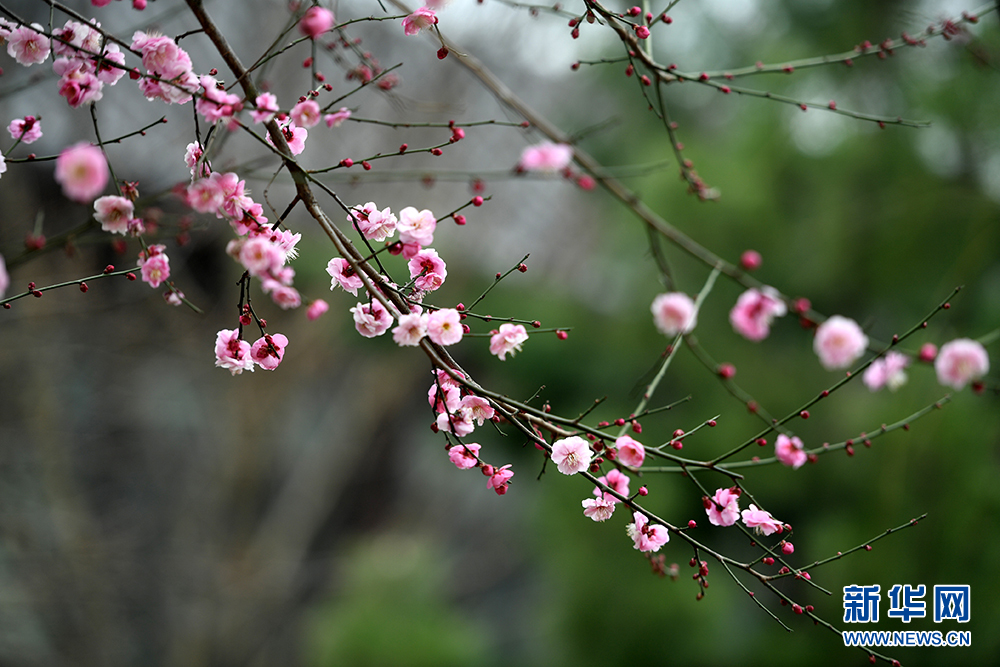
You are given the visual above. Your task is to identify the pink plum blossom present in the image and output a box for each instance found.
[267,118,307,155]
[299,6,335,38]
[594,468,629,502]
[268,284,302,310]
[137,69,198,105]
[326,257,363,295]
[94,46,126,85]
[196,76,241,123]
[130,32,198,105]
[184,142,209,177]
[350,202,397,242]
[324,108,351,127]
[132,31,193,80]
[582,496,616,522]
[271,229,301,260]
[651,291,696,336]
[187,174,225,213]
[231,202,268,236]
[280,120,309,155]
[396,240,422,260]
[460,395,495,425]
[53,58,104,107]
[408,248,447,291]
[427,308,463,345]
[705,487,740,527]
[628,511,670,552]
[729,286,786,341]
[251,92,278,124]
[489,323,529,360]
[93,196,134,235]
[402,7,437,36]
[863,351,910,392]
[55,143,108,202]
[935,338,990,390]
[430,383,461,414]
[550,436,593,475]
[351,299,393,337]
[437,406,475,436]
[615,435,645,468]
[741,504,783,536]
[448,443,481,469]
[52,19,102,58]
[126,218,146,236]
[218,173,255,221]
[7,116,42,144]
[397,206,437,247]
[215,329,254,375]
[814,315,868,370]
[0,253,9,298]
[307,299,330,321]
[238,236,286,277]
[290,100,321,128]
[487,464,513,495]
[774,434,807,469]
[138,244,170,288]
[518,141,573,172]
[392,312,429,346]
[428,369,463,413]
[919,342,938,363]
[250,333,288,370]
[7,24,50,66]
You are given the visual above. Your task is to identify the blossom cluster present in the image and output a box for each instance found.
[730,287,786,341]
[627,511,670,552]
[649,281,991,393]
[704,486,784,536]
[324,201,489,351]
[132,30,199,106]
[2,18,128,108]
[324,199,538,361]
[136,244,170,289]
[55,143,108,202]
[401,7,437,36]
[429,369,495,437]
[434,370,515,495]
[183,165,303,311]
[579,435,646,525]
[489,323,529,360]
[214,328,289,375]
[448,443,514,495]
